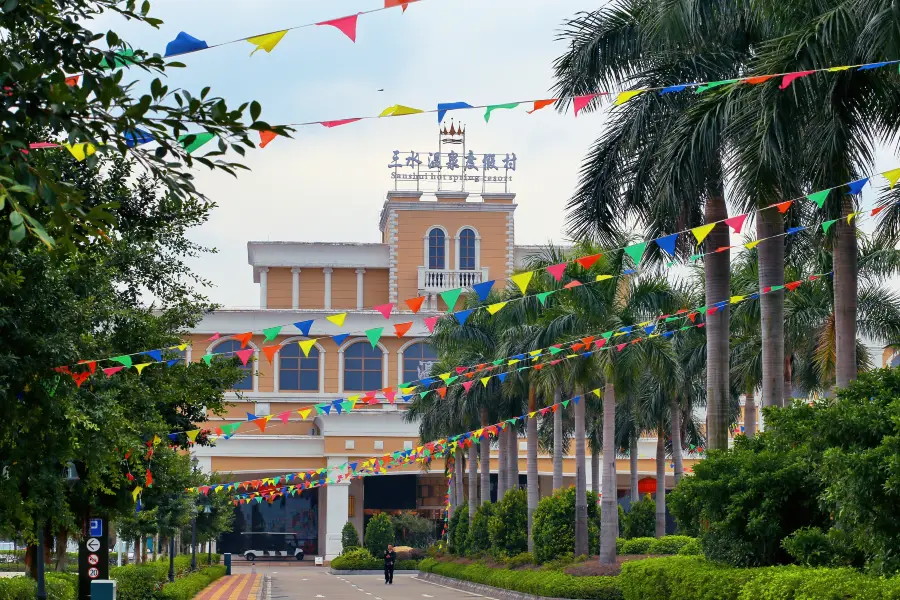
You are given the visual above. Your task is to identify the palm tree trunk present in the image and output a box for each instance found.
[629,436,639,503]
[670,398,683,485]
[553,389,563,490]
[497,426,507,501]
[455,447,465,515]
[480,409,490,504]
[705,190,731,450]
[574,390,588,557]
[758,207,785,408]
[599,382,617,564]
[468,441,478,523]
[591,441,600,498]
[834,193,858,388]
[527,385,539,553]
[509,423,519,491]
[783,351,792,406]
[655,431,666,538]
[744,387,757,437]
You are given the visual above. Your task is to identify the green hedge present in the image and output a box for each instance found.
[0,574,75,600]
[159,565,226,600]
[330,548,420,571]
[110,554,221,600]
[648,536,696,555]
[419,558,623,600]
[620,537,655,555]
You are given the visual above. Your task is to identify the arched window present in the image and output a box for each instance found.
[279,343,319,391]
[212,340,253,390]
[459,228,476,270]
[403,343,438,383]
[343,342,383,391]
[428,228,446,270]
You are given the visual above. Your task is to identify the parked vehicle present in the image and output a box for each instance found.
[241,532,305,562]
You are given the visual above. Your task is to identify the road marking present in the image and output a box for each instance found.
[315,595,325,598]
[417,577,493,598]
[423,595,434,597]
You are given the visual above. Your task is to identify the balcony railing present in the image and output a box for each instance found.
[418,267,489,292]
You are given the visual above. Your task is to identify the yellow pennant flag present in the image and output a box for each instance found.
[400,386,417,394]
[152,435,160,446]
[847,212,859,224]
[64,142,97,161]
[132,487,142,502]
[186,429,201,442]
[487,302,507,315]
[883,168,900,189]
[691,223,716,245]
[529,350,542,357]
[510,271,534,294]
[591,388,602,397]
[730,295,745,303]
[439,372,452,382]
[615,90,645,105]
[348,395,360,402]
[298,339,318,357]
[247,30,288,55]
[595,274,613,281]
[326,313,347,327]
[828,65,852,72]
[745,240,761,250]
[481,376,491,387]
[529,411,537,418]
[379,104,424,117]
[134,363,151,375]
[177,343,188,351]
[508,359,520,366]
[648,333,660,338]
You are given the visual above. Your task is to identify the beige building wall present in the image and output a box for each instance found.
[330,268,357,310]
[299,269,326,309]
[265,268,293,309]
[363,269,390,307]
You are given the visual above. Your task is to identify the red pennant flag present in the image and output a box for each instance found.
[374,303,394,319]
[234,332,253,348]
[383,388,396,404]
[775,200,793,213]
[715,246,731,253]
[259,130,278,148]
[462,381,475,393]
[616,343,627,352]
[785,281,803,291]
[724,214,748,234]
[145,470,153,487]
[262,345,280,363]
[780,70,816,89]
[424,316,439,333]
[573,93,600,117]
[254,418,268,433]
[394,322,413,337]
[872,206,886,217]
[385,0,417,10]
[72,371,91,388]
[437,387,447,398]
[317,14,358,42]
[65,75,80,86]
[564,280,583,289]
[235,349,254,365]
[55,366,71,375]
[575,253,602,269]
[527,99,556,114]
[103,366,124,378]
[406,296,426,313]
[688,312,699,322]
[320,118,361,128]
[808,275,820,281]
[743,74,776,85]
[582,336,596,346]
[706,307,718,315]
[546,263,567,281]
[571,343,584,352]
[533,364,544,370]
[455,366,467,374]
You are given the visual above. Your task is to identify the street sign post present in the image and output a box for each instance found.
[79,516,108,600]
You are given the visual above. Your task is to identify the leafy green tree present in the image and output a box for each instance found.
[532,487,599,563]
[622,495,655,540]
[488,488,528,558]
[391,513,434,549]
[364,514,394,557]
[467,502,495,556]
[341,522,360,553]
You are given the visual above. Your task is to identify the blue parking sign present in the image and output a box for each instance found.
[89,518,102,537]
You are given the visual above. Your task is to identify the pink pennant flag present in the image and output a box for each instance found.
[546,263,567,281]
[724,214,748,234]
[374,303,394,319]
[317,14,359,42]
[780,70,816,89]
[616,343,627,352]
[383,389,396,404]
[320,118,361,128]
[595,339,607,349]
[278,411,291,425]
[206,333,220,341]
[424,316,439,333]
[235,349,254,365]
[573,93,600,117]
[103,366,124,378]
[462,381,475,393]
[29,142,60,149]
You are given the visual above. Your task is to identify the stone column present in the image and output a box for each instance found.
[355,268,366,310]
[324,481,350,560]
[291,268,301,309]
[259,267,269,309]
[323,267,333,310]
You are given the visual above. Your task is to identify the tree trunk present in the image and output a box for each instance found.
[480,408,491,504]
[591,442,600,498]
[455,447,465,516]
[784,350,793,406]
[553,389,563,490]
[508,423,519,491]
[758,206,785,408]
[497,426,507,501]
[744,387,757,437]
[705,191,731,450]
[527,385,539,553]
[574,391,588,558]
[24,544,36,579]
[834,193,858,389]
[670,398,683,485]
[629,436,639,503]
[468,441,478,524]
[55,530,68,572]
[141,534,147,564]
[599,383,617,564]
[655,431,666,538]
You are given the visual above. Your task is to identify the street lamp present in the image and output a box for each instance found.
[203,505,212,566]
[38,463,80,600]
[190,505,198,572]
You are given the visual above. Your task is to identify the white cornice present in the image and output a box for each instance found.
[192,309,437,336]
[248,242,390,281]
[379,198,517,231]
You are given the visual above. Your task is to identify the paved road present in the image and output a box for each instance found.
[234,565,490,600]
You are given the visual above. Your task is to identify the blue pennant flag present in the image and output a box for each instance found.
[294,320,314,336]
[660,84,690,95]
[333,401,343,414]
[619,326,633,334]
[471,280,495,301]
[662,331,675,338]
[455,309,474,325]
[572,395,581,404]
[787,226,806,235]
[644,324,656,335]
[164,31,209,57]
[332,333,349,346]
[748,292,760,300]
[166,359,181,367]
[713,300,728,308]
[437,102,473,122]
[146,350,162,362]
[858,61,892,71]
[582,351,593,358]
[420,378,436,387]
[497,373,508,383]
[513,354,526,360]
[135,498,142,513]
[246,413,258,421]
[402,395,414,402]
[321,405,331,415]
[847,177,869,195]
[124,129,154,148]
[623,269,637,275]
[656,233,678,258]
[167,433,179,441]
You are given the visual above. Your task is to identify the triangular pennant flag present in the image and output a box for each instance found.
[378,104,423,117]
[655,233,678,258]
[872,206,886,217]
[332,333,349,346]
[320,118,361,128]
[615,90,644,105]
[724,214,748,234]
[743,74,777,85]
[883,168,900,189]
[124,129,154,148]
[263,325,283,342]
[462,381,475,393]
[691,223,716,245]
[327,313,347,327]
[696,79,738,93]
[254,417,269,433]
[394,322,413,337]
[480,376,491,387]
[405,296,426,313]
[537,291,555,305]
[103,366,124,377]
[807,189,830,208]
[562,400,570,408]
[847,177,869,195]
[246,412,258,421]
[660,84,690,94]
[440,288,463,312]
[374,303,394,319]
[779,70,816,89]
[822,219,838,233]
[262,345,280,363]
[437,101,473,123]
[511,271,533,294]
[234,332,253,348]
[546,263,567,281]
[497,372,508,383]
[63,142,97,161]
[259,130,278,148]
[298,409,311,420]
[471,280,495,301]
[382,388,396,404]
[178,133,215,154]
[487,302,507,315]
[278,411,291,425]
[206,333,220,342]
[186,429,201,443]
[575,253,602,269]
[454,310,474,326]
[201,354,214,366]
[785,281,803,291]
[745,240,762,250]
[624,241,648,265]
[436,387,447,399]
[164,31,209,57]
[787,226,806,235]
[365,327,384,348]
[132,487,142,502]
[527,99,556,113]
[341,400,355,413]
[111,355,133,368]
[847,212,859,224]
[299,339,318,357]
[247,30,288,55]
[564,280,582,289]
[424,316,439,333]
[134,363,152,375]
[235,349,254,366]
[145,350,162,362]
[573,93,599,117]
[484,102,520,122]
[775,200,793,213]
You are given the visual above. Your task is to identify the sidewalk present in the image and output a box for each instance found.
[194,573,260,600]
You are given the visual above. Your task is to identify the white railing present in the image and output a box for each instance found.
[417,267,489,292]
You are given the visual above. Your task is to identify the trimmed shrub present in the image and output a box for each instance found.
[533,486,599,563]
[616,538,626,554]
[619,556,758,600]
[419,558,623,600]
[0,575,75,600]
[364,513,395,557]
[503,552,533,569]
[677,538,703,556]
[331,547,379,570]
[648,536,696,555]
[341,521,361,552]
[622,494,655,539]
[488,488,528,558]
[467,502,495,556]
[620,537,655,555]
[447,508,468,555]
[159,565,226,600]
[780,527,860,568]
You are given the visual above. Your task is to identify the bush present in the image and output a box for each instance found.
[331,548,379,570]
[780,527,860,568]
[622,495,655,539]
[503,552,534,569]
[620,537,655,555]
[616,538,626,554]
[532,486,600,563]
[488,488,528,558]
[419,557,623,600]
[111,563,166,600]
[677,538,703,556]
[159,565,225,600]
[392,512,435,549]
[341,521,361,552]
[0,575,75,600]
[467,502,495,556]
[448,508,468,555]
[364,513,395,557]
[648,536,696,555]
[619,556,758,600]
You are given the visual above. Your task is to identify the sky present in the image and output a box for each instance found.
[101,0,605,308]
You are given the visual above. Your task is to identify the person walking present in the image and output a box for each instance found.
[383,544,396,585]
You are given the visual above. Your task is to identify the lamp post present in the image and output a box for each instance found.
[204,505,212,565]
[190,505,198,572]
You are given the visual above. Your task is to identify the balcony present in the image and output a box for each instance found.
[418,267,488,293]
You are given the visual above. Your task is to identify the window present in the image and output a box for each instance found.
[459,228,476,270]
[374,441,384,450]
[428,228,445,269]
[345,440,355,450]
[403,342,438,383]
[279,343,319,391]
[212,340,252,390]
[343,342,383,391]
[256,403,270,416]
[404,441,413,450]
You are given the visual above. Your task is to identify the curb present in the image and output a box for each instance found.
[329,569,421,575]
[416,572,570,600]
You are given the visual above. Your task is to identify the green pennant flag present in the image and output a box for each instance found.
[680,326,691,331]
[695,79,738,93]
[100,48,136,70]
[178,132,216,154]
[689,254,702,262]
[807,189,830,208]
[419,390,430,399]
[770,285,785,292]
[822,219,838,233]
[446,376,459,385]
[263,325,283,342]
[225,422,241,435]
[602,331,614,339]
[365,327,384,349]
[201,354,213,366]
[492,359,504,366]
[111,355,133,368]
[536,291,556,306]
[624,241,648,266]
[548,346,564,355]
[484,102,520,122]
[665,316,679,322]
[440,288,463,312]
[562,400,570,408]
[341,400,354,413]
